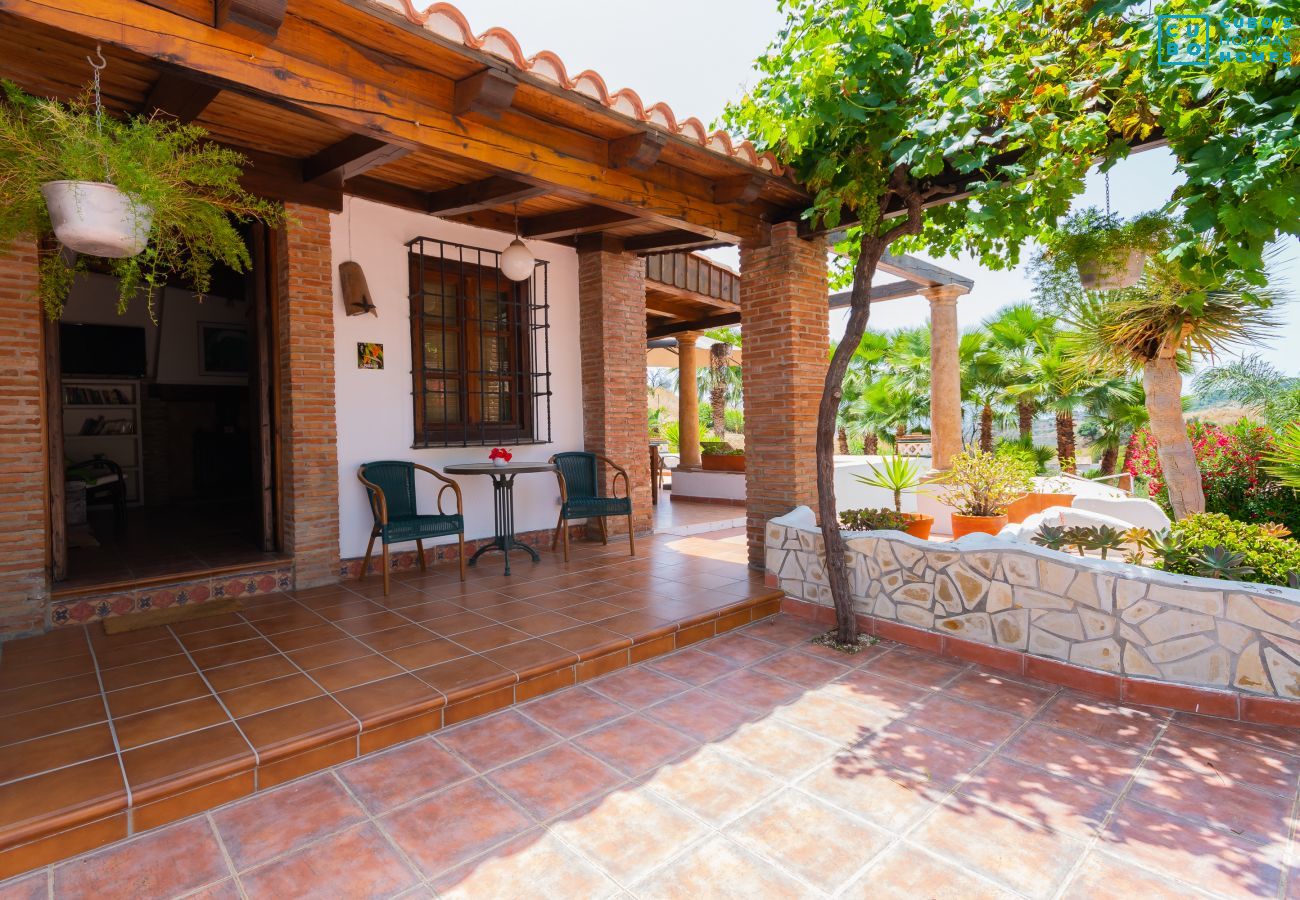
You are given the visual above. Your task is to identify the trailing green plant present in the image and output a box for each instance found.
[839,507,909,533]
[937,449,1033,518]
[1191,545,1255,581]
[1158,513,1300,588]
[0,80,282,319]
[1035,208,1173,292]
[853,455,925,513]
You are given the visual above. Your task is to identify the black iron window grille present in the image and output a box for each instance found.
[407,237,552,447]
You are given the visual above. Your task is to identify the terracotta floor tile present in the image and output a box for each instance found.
[312,600,386,623]
[589,667,688,708]
[1061,850,1212,900]
[0,869,48,899]
[421,610,497,636]
[112,696,231,751]
[799,754,945,832]
[694,631,779,666]
[1035,692,1166,749]
[333,610,413,637]
[539,625,630,661]
[646,647,740,685]
[284,638,373,671]
[449,623,531,653]
[384,637,471,670]
[190,638,277,671]
[642,745,779,826]
[946,668,1058,718]
[413,656,515,703]
[1102,798,1284,898]
[862,722,990,787]
[52,816,228,898]
[338,738,473,814]
[239,822,417,899]
[218,673,324,719]
[335,673,443,726]
[728,788,891,893]
[645,688,760,742]
[1128,755,1293,845]
[551,787,708,884]
[592,610,676,642]
[488,743,625,820]
[98,654,198,693]
[438,710,559,771]
[775,691,897,745]
[381,778,533,878]
[212,773,367,871]
[1,628,91,666]
[120,724,254,804]
[0,756,126,845]
[958,757,1117,838]
[1154,723,1300,796]
[0,672,103,719]
[633,834,810,899]
[913,796,1090,898]
[750,648,850,687]
[236,696,357,761]
[1172,711,1300,756]
[0,653,95,691]
[201,655,299,693]
[431,828,617,899]
[863,647,967,690]
[481,638,577,680]
[309,654,403,692]
[845,843,1016,900]
[92,638,182,671]
[575,714,697,777]
[356,623,436,654]
[705,668,806,713]
[1001,723,1144,794]
[559,599,629,623]
[176,622,262,652]
[0,698,108,760]
[715,717,839,780]
[519,686,629,737]
[824,666,930,715]
[104,673,212,720]
[259,622,347,652]
[378,597,465,623]
[243,610,327,637]
[742,616,826,647]
[905,695,1025,749]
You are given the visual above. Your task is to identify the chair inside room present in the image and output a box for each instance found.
[357,460,466,595]
[550,451,635,562]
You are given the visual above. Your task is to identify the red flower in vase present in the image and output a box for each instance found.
[488,447,513,462]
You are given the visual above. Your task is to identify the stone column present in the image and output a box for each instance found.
[739,222,828,568]
[577,237,653,535]
[276,204,341,588]
[925,285,966,470]
[676,331,701,469]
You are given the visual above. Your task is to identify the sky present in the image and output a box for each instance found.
[459,0,1300,374]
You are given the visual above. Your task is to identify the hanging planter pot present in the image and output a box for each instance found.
[40,181,153,258]
[1076,248,1146,291]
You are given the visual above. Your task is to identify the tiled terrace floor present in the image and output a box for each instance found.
[5,612,1300,898]
[0,529,779,878]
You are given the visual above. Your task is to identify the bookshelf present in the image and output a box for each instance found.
[62,379,143,505]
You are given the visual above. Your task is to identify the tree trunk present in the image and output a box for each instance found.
[836,427,849,456]
[1099,445,1118,476]
[980,404,994,453]
[709,344,728,440]
[1056,412,1076,473]
[1144,356,1205,518]
[1017,400,1035,440]
[864,433,879,455]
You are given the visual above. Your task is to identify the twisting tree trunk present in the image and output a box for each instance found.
[979,404,994,452]
[1099,445,1118,476]
[1144,353,1205,519]
[709,343,728,440]
[864,433,879,455]
[817,169,926,646]
[1055,412,1076,473]
[1017,399,1035,440]
[836,427,850,455]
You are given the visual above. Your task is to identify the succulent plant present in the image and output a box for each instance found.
[1091,525,1127,560]
[1031,524,1070,552]
[1063,526,1096,557]
[1192,545,1256,581]
[1260,522,1293,539]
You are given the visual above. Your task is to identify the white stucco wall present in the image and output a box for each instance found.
[330,198,584,559]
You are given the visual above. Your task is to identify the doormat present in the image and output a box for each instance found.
[101,597,244,635]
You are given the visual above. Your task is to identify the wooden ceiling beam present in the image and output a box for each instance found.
[609,130,668,171]
[303,135,410,185]
[236,146,343,211]
[453,67,518,119]
[142,70,220,122]
[648,312,741,339]
[215,0,285,44]
[425,176,547,216]
[624,230,726,253]
[521,206,639,241]
[712,174,765,205]
[2,0,769,243]
[646,280,739,313]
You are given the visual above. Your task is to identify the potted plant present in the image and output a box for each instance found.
[996,445,1076,523]
[938,448,1034,538]
[701,441,745,472]
[1038,207,1173,291]
[0,78,282,319]
[852,454,934,539]
[839,507,910,533]
[488,447,513,467]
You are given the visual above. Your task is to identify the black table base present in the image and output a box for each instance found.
[467,471,540,576]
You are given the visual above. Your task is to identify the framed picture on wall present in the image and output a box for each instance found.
[198,323,250,376]
[357,342,384,370]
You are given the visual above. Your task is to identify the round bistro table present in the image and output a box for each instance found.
[443,462,556,576]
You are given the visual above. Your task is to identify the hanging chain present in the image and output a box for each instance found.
[87,45,107,135]
[1104,171,1111,216]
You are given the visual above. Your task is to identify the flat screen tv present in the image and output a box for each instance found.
[59,323,148,377]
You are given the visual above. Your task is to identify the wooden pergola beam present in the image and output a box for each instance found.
[215,0,285,44]
[609,131,667,170]
[0,0,770,243]
[713,174,765,205]
[624,230,727,252]
[424,176,547,216]
[302,135,410,185]
[647,311,740,339]
[521,206,639,240]
[143,70,221,122]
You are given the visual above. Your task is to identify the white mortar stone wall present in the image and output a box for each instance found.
[766,507,1300,700]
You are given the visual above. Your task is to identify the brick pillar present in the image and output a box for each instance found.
[676,331,701,469]
[275,205,340,587]
[924,286,966,470]
[577,239,652,535]
[0,240,49,637]
[740,223,828,567]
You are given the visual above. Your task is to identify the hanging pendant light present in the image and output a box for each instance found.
[500,203,534,281]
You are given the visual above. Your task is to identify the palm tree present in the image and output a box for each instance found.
[1079,380,1148,475]
[699,327,742,440]
[960,329,1011,452]
[835,331,888,454]
[1054,251,1284,518]
[984,304,1057,439]
[1193,355,1300,431]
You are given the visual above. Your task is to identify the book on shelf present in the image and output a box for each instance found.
[76,416,135,436]
[63,385,131,405]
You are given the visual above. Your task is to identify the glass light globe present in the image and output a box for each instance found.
[500,238,534,281]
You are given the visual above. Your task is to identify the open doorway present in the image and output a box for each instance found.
[49,226,281,591]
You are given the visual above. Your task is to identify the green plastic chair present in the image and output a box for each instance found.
[549,451,635,562]
[357,461,465,595]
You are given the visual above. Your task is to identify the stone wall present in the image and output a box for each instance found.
[766,507,1300,703]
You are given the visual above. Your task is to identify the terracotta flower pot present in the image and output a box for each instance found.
[902,512,934,540]
[1006,492,1076,524]
[701,454,745,472]
[951,513,1008,538]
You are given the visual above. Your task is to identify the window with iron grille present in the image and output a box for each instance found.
[407,237,551,447]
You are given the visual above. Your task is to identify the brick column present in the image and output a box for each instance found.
[739,223,828,568]
[577,238,652,535]
[676,331,701,469]
[924,285,966,470]
[275,205,340,587]
[0,240,49,637]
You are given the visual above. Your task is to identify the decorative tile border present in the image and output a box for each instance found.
[50,567,293,628]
